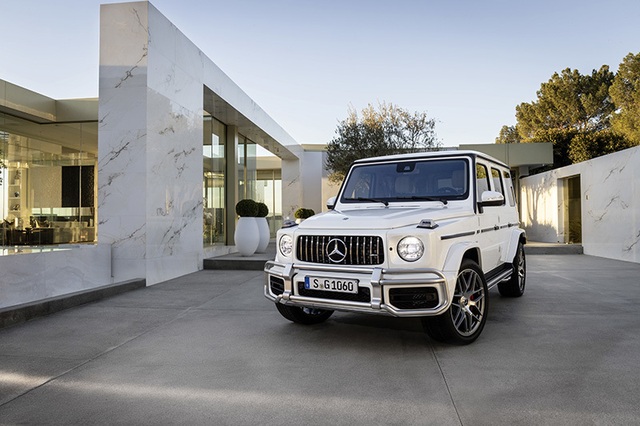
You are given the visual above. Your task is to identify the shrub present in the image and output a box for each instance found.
[235,199,258,217]
[256,202,269,218]
[294,208,315,219]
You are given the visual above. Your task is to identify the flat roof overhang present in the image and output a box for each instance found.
[460,142,554,169]
[203,86,299,161]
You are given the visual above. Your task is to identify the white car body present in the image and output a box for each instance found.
[265,150,526,343]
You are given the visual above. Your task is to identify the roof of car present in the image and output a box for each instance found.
[352,150,509,168]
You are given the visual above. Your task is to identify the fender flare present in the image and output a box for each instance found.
[442,241,482,274]
[502,228,526,264]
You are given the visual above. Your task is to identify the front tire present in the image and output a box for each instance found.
[423,260,488,345]
[275,304,334,325]
[498,241,526,297]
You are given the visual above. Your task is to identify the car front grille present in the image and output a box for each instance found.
[297,282,371,303]
[296,235,384,265]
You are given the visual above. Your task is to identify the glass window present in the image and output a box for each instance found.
[490,168,505,206]
[341,159,469,204]
[503,170,516,206]
[256,169,282,236]
[476,163,490,199]
[491,168,505,194]
[237,134,257,201]
[1,113,97,247]
[203,115,226,246]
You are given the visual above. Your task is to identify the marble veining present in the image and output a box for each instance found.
[624,231,640,253]
[97,2,208,284]
[99,131,146,167]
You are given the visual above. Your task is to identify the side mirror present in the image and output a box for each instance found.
[326,196,336,210]
[479,191,505,207]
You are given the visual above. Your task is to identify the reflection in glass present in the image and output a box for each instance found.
[203,115,226,246]
[0,113,97,247]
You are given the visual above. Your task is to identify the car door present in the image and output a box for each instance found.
[476,162,501,272]
[490,166,513,264]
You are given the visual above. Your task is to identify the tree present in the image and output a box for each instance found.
[500,65,621,166]
[516,66,615,139]
[325,102,439,181]
[610,52,640,145]
[569,130,633,164]
[495,125,521,144]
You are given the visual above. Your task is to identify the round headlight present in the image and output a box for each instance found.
[397,236,424,262]
[279,235,293,257]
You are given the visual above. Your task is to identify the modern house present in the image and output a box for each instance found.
[1,1,556,313]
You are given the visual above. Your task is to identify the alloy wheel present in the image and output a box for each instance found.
[450,268,486,337]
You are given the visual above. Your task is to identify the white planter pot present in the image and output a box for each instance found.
[256,217,270,253]
[234,217,259,256]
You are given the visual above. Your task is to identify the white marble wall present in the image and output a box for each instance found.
[0,245,112,309]
[521,145,640,263]
[99,2,203,285]
[98,2,302,285]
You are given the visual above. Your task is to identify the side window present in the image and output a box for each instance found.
[503,170,516,207]
[476,163,490,199]
[491,168,506,205]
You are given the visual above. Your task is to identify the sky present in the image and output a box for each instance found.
[2,0,640,147]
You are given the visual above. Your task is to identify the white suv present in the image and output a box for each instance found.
[264,150,526,344]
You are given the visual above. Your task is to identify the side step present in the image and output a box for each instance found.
[485,265,512,290]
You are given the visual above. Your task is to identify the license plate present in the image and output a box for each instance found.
[304,276,359,294]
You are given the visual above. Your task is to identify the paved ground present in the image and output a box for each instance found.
[1,254,639,425]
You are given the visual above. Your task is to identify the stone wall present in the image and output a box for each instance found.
[520,145,640,263]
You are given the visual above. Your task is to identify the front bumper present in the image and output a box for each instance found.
[264,260,451,317]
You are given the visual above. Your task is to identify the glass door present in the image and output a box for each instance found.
[203,115,226,246]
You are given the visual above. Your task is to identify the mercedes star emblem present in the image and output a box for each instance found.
[326,238,348,263]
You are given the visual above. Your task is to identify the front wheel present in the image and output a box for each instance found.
[422,260,488,345]
[275,303,334,325]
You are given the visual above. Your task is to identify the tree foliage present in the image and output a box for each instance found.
[516,66,615,139]
[498,59,640,168]
[495,125,521,144]
[610,52,640,145]
[325,102,439,181]
[569,130,633,164]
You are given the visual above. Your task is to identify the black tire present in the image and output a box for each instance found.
[422,259,489,345]
[275,303,334,325]
[498,241,526,297]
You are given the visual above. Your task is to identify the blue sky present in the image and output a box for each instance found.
[2,0,640,146]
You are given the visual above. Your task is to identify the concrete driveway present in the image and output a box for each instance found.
[1,255,639,425]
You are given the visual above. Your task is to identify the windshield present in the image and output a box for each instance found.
[340,158,469,205]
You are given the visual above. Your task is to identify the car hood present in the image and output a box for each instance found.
[297,205,471,231]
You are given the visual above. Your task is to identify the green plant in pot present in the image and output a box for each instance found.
[255,202,270,253]
[236,199,259,217]
[294,207,315,223]
[234,199,259,256]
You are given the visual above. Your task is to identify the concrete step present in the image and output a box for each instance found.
[204,244,276,271]
[203,256,269,271]
[525,242,583,255]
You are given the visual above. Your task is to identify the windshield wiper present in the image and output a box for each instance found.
[394,196,448,205]
[344,197,389,206]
